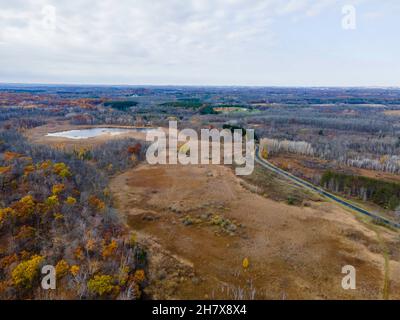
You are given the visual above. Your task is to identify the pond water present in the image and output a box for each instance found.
[46,127,155,140]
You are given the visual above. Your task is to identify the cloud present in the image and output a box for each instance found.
[0,0,396,85]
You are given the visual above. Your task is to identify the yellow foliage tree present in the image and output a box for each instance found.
[380,155,389,164]
[261,147,268,160]
[87,275,118,297]
[37,160,53,170]
[129,232,137,247]
[23,165,35,176]
[15,225,36,240]
[11,255,44,288]
[0,166,11,174]
[52,184,65,195]
[118,266,130,286]
[0,207,15,227]
[55,259,69,279]
[102,240,118,259]
[4,151,22,161]
[85,239,96,252]
[74,147,90,160]
[53,213,64,220]
[12,195,35,218]
[53,162,71,178]
[133,269,145,284]
[242,257,249,269]
[74,247,84,260]
[46,195,59,208]
[89,196,106,211]
[70,265,80,277]
[65,196,77,205]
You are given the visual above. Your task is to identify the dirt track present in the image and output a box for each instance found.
[110,163,400,300]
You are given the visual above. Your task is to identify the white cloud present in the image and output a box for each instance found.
[0,0,396,85]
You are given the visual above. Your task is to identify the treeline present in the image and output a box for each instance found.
[0,130,147,299]
[260,138,314,157]
[104,100,138,111]
[159,99,203,109]
[0,108,67,123]
[321,171,400,210]
[200,105,218,115]
[200,107,400,175]
[258,115,393,134]
[346,156,400,174]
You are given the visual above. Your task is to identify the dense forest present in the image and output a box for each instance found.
[321,171,400,211]
[0,129,147,299]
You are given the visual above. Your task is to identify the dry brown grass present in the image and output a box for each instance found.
[110,162,400,300]
[384,110,400,117]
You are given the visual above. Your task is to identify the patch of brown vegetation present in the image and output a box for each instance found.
[110,163,400,300]
[384,110,400,117]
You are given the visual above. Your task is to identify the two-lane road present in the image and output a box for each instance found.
[255,146,400,229]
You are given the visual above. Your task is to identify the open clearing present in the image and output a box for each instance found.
[110,162,400,300]
[27,121,152,149]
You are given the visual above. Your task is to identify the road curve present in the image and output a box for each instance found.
[254,146,400,229]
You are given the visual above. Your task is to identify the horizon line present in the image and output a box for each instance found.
[0,81,400,90]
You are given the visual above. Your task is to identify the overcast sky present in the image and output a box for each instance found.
[0,0,398,86]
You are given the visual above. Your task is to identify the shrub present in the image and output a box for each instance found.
[287,196,295,205]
